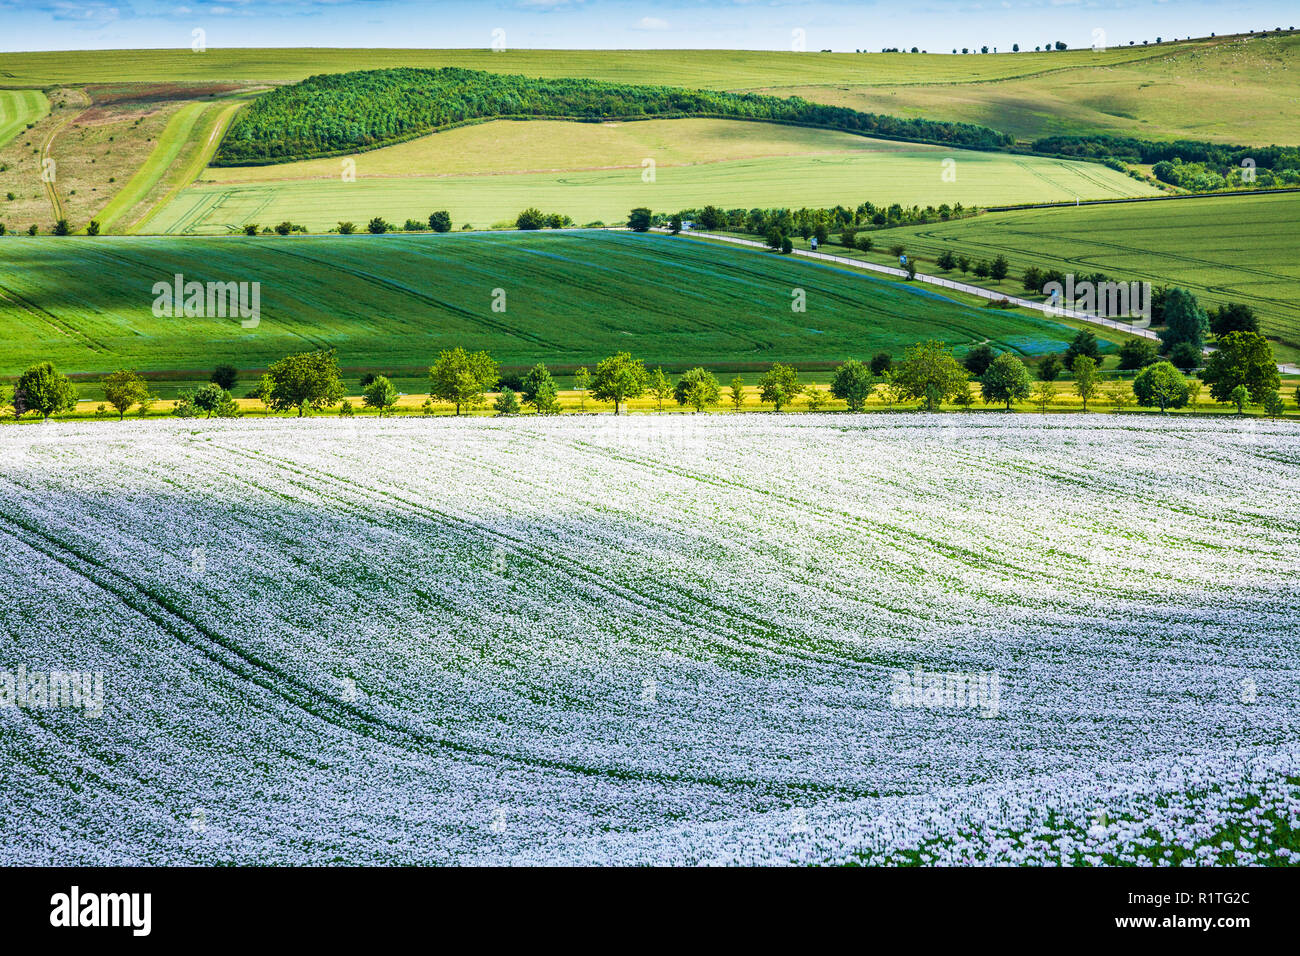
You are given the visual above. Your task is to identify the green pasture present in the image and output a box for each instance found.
[93,98,243,233]
[843,192,1300,362]
[145,139,1155,235]
[0,89,48,149]
[0,44,1191,89]
[0,229,1097,379]
[764,32,1300,145]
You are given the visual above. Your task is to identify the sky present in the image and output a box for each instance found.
[0,0,1294,53]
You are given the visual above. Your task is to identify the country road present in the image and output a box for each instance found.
[673,230,1299,375]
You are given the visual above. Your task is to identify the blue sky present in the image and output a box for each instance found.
[0,0,1294,52]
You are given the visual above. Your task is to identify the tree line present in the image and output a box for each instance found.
[214,67,1013,165]
[3,332,1288,423]
[1031,135,1300,191]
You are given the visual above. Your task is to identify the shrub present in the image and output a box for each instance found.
[516,207,546,230]
[1117,338,1158,370]
[1132,361,1190,412]
[494,388,521,416]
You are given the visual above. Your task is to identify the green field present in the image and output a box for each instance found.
[0,229,1101,378]
[0,44,1198,89]
[765,32,1300,145]
[145,122,1156,234]
[3,34,1292,240]
[0,89,49,149]
[1,34,1288,149]
[841,192,1300,362]
[91,98,243,233]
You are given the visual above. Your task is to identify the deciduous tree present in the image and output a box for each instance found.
[363,375,399,417]
[494,388,521,416]
[1200,331,1279,407]
[521,363,560,414]
[101,369,151,420]
[757,363,801,412]
[264,349,346,416]
[896,340,969,412]
[728,375,746,411]
[1063,330,1101,370]
[573,366,591,411]
[674,367,720,412]
[1072,355,1100,412]
[1133,361,1190,412]
[648,367,673,411]
[429,347,498,416]
[962,343,997,377]
[1158,287,1208,353]
[15,362,77,421]
[830,359,875,412]
[980,352,1033,410]
[590,352,647,415]
[210,364,239,391]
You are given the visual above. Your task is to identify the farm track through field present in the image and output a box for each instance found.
[838,192,1300,361]
[38,111,76,223]
[126,100,245,234]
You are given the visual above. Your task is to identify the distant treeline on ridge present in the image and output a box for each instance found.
[1032,134,1300,171]
[213,67,1014,165]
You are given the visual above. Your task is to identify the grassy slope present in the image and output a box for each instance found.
[0,87,250,235]
[200,117,934,182]
[847,192,1300,362]
[0,89,49,148]
[146,121,1156,234]
[0,229,1096,377]
[0,45,1190,88]
[758,32,1300,145]
[94,98,243,232]
[3,35,1288,238]
[3,36,1283,148]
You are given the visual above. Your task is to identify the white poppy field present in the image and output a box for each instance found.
[1,414,1298,866]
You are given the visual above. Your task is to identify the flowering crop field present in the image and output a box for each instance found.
[2,414,1299,866]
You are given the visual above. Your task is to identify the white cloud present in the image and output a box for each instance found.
[633,15,669,30]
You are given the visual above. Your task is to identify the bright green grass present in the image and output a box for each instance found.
[0,45,1193,89]
[92,99,239,233]
[0,229,1095,377]
[850,192,1300,362]
[144,141,1156,235]
[0,89,48,149]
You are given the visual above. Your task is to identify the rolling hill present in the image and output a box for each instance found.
[1,34,1291,235]
[823,191,1300,362]
[144,119,1157,235]
[0,229,1106,379]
